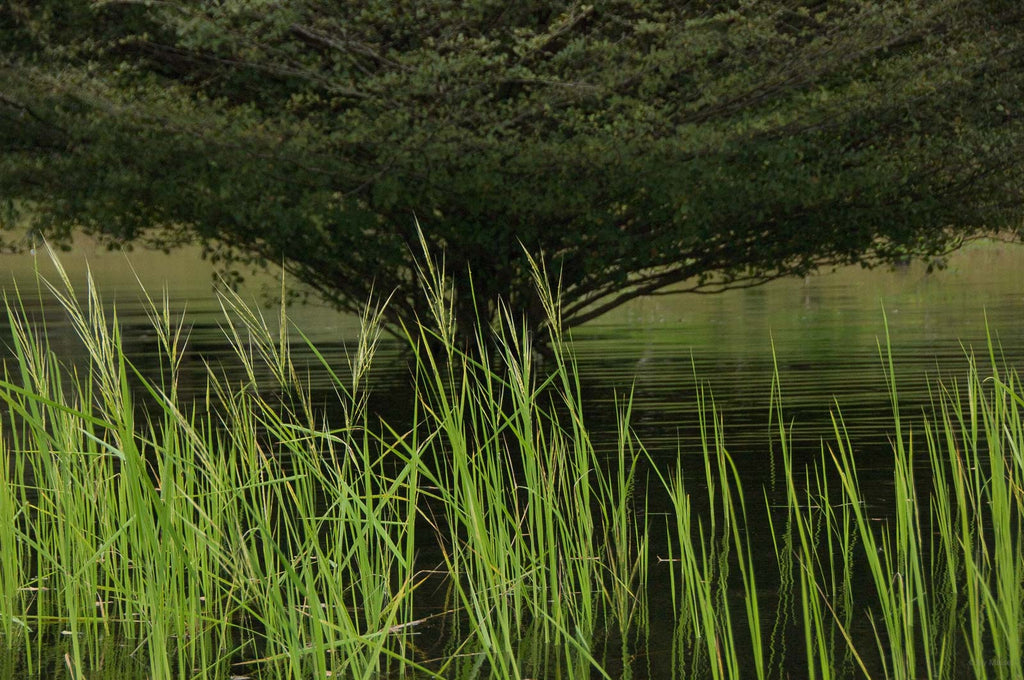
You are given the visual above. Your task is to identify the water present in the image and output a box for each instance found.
[571,245,1024,460]
[5,240,1023,457]
[2,239,1023,678]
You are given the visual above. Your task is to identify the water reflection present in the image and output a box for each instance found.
[569,242,1024,465]
[2,240,1023,467]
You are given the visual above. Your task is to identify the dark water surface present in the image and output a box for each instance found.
[2,240,1024,677]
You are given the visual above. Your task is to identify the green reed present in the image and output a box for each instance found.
[1,245,1023,679]
[0,244,647,679]
[649,327,1024,680]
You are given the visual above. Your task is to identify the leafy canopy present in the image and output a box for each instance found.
[2,0,1023,339]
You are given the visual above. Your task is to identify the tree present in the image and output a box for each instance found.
[2,0,1023,342]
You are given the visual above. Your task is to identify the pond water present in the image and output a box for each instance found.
[2,239,1023,678]
[8,238,1024,440]
[6,239,1021,462]
[583,244,1022,443]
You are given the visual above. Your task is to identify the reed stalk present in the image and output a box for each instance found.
[1,246,1023,679]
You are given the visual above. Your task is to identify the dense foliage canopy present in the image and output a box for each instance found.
[2,1,1023,339]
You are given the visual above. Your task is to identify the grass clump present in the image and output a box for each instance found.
[0,246,646,679]
[0,245,1023,679]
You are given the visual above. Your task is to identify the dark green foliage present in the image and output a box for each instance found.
[2,1,1023,338]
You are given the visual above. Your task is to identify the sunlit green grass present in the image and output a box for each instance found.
[0,245,1022,679]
